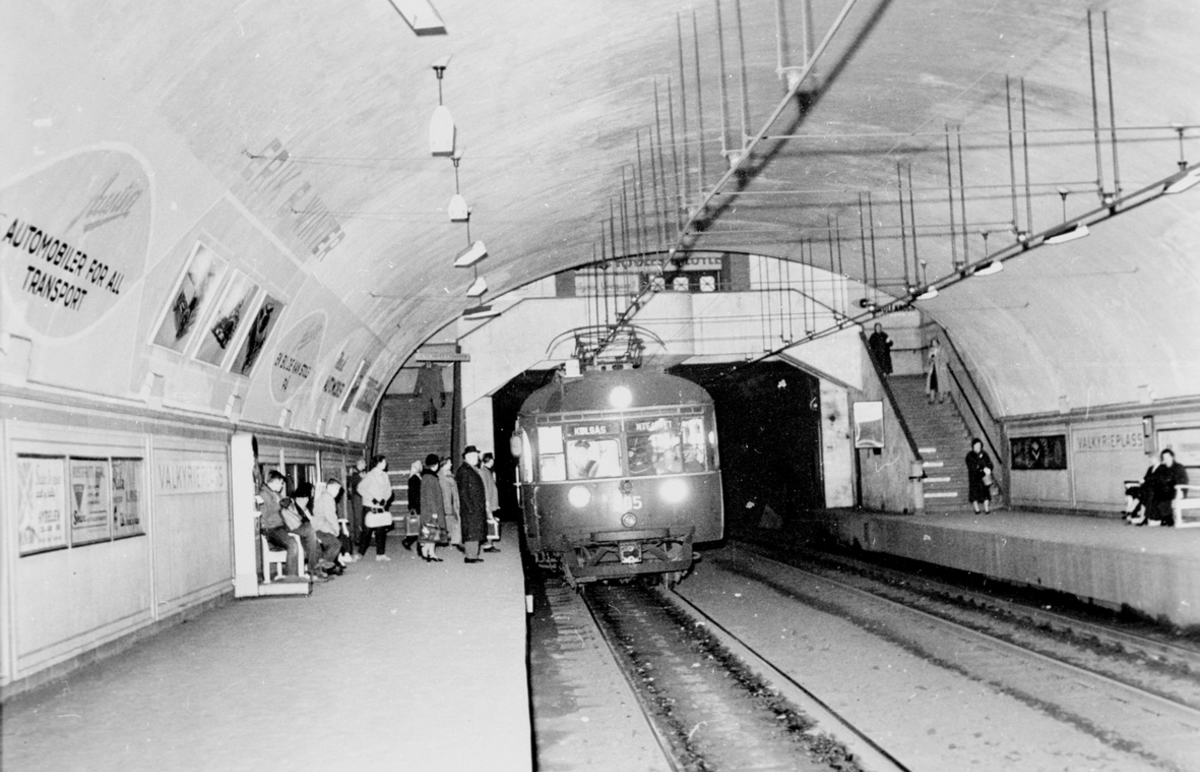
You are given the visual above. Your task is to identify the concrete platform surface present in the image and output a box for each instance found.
[0,531,531,772]
[815,509,1200,628]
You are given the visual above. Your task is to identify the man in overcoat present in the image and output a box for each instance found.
[455,446,489,563]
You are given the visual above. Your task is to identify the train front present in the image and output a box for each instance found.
[516,368,724,586]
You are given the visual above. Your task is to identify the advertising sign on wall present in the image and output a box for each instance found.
[152,241,225,353]
[16,455,68,555]
[271,311,326,403]
[194,270,259,367]
[231,294,283,376]
[0,149,151,338]
[111,458,144,539]
[1011,435,1068,470]
[853,401,885,449]
[70,458,112,545]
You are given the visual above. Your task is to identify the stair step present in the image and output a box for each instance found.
[924,491,959,499]
[924,476,952,483]
[918,447,938,454]
[922,460,944,468]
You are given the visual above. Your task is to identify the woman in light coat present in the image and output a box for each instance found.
[925,338,949,404]
[438,457,462,550]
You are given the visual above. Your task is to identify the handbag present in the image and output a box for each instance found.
[982,469,995,487]
[421,523,449,544]
[364,508,391,528]
[487,517,500,542]
[406,512,421,537]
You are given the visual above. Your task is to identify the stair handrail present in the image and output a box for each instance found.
[859,332,923,461]
[933,326,1005,494]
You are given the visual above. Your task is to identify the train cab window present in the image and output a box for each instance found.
[566,438,621,480]
[626,417,684,476]
[680,416,707,472]
[537,426,566,482]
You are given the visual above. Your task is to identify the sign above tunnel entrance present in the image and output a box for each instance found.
[0,149,150,338]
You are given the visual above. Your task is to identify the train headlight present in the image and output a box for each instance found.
[608,385,633,409]
[660,478,688,504]
[567,486,591,508]
[621,511,638,528]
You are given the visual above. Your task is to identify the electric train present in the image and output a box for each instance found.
[516,367,724,587]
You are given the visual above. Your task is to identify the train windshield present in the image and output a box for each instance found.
[625,416,708,476]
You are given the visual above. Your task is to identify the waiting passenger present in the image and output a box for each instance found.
[456,445,489,564]
[480,452,501,553]
[403,460,422,552]
[439,457,462,550]
[309,480,346,575]
[357,454,393,561]
[1137,449,1189,527]
[280,493,327,581]
[925,338,949,404]
[965,438,993,515]
[868,323,894,375]
[258,470,303,581]
[418,453,446,562]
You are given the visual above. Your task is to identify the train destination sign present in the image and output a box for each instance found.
[569,423,617,438]
[0,150,150,338]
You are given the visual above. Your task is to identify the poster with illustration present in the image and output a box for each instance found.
[16,455,68,556]
[853,401,885,449]
[111,458,144,539]
[231,295,283,376]
[194,271,259,366]
[153,242,226,353]
[70,458,112,546]
[1010,435,1068,470]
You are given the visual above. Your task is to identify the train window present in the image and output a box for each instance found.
[681,417,707,472]
[519,431,533,481]
[537,426,566,481]
[566,438,621,480]
[625,417,684,476]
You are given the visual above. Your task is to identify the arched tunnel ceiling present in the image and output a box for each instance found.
[10,0,1200,419]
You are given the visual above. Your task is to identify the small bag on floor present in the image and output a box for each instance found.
[406,512,421,537]
[487,517,500,542]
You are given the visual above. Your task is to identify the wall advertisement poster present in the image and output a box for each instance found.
[853,401,885,449]
[17,455,68,555]
[111,458,145,539]
[70,458,111,545]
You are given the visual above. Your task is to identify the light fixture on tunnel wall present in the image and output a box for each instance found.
[447,147,470,221]
[466,275,487,297]
[915,286,939,301]
[972,260,1004,276]
[1164,167,1200,194]
[454,240,488,267]
[1042,221,1089,245]
[429,55,456,157]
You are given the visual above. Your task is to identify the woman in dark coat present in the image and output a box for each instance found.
[402,460,421,551]
[418,454,445,562]
[455,446,489,563]
[965,438,993,515]
[868,323,894,375]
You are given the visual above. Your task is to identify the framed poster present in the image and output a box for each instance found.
[853,401,885,449]
[111,458,145,539]
[152,241,226,354]
[194,271,259,366]
[70,458,112,546]
[1010,435,1068,470]
[231,295,284,376]
[340,359,368,413]
[16,455,68,556]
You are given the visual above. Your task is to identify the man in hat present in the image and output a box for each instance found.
[455,445,489,564]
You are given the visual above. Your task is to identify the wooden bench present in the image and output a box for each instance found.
[1172,485,1200,528]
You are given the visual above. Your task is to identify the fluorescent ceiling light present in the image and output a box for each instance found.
[1164,167,1200,194]
[388,0,447,35]
[454,240,488,267]
[1043,222,1089,245]
[448,194,470,222]
[466,276,487,297]
[972,260,1004,276]
[429,105,456,157]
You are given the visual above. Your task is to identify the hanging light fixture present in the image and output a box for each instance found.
[429,55,456,157]
[916,286,939,300]
[447,147,470,221]
[1164,167,1200,194]
[1043,221,1090,245]
[972,260,1004,276]
[466,275,488,297]
[454,240,488,267]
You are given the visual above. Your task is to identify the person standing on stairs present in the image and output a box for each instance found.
[965,438,994,515]
[868,323,894,375]
[925,337,949,404]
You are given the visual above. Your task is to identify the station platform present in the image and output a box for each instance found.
[0,530,531,772]
[749,509,1200,630]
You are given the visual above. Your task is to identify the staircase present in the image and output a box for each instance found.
[887,375,973,513]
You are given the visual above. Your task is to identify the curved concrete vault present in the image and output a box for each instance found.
[3,0,1198,439]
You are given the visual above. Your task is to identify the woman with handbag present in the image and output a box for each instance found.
[418,453,446,562]
[356,454,393,561]
[965,438,994,515]
[439,457,462,551]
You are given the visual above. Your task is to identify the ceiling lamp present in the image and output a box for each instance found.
[1164,167,1200,194]
[1042,222,1089,245]
[454,240,488,267]
[466,275,488,298]
[916,286,939,301]
[429,56,456,157]
[387,0,447,35]
[972,261,1004,276]
[463,304,500,320]
[448,194,470,222]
